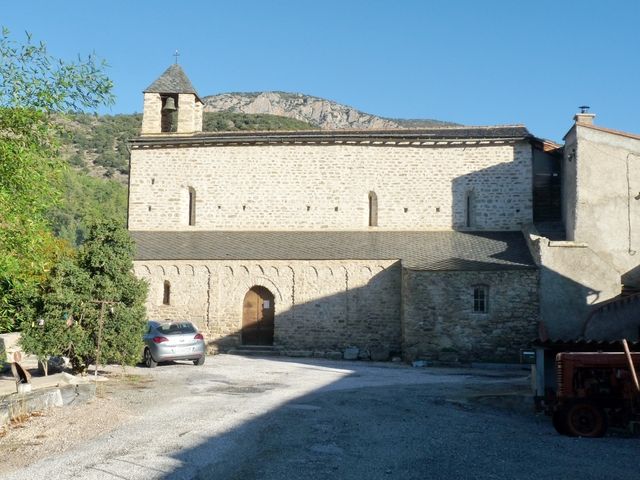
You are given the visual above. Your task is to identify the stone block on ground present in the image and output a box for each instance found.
[37,356,69,375]
[438,350,459,363]
[370,344,390,361]
[343,347,359,360]
[60,383,97,405]
[286,350,313,358]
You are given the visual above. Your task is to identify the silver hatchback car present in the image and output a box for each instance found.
[143,320,206,368]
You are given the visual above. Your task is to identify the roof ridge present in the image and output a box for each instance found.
[578,122,640,141]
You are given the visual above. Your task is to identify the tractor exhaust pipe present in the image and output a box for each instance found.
[622,339,640,395]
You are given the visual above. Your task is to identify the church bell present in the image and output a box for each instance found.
[162,97,177,111]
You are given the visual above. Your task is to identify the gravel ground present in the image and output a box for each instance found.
[0,355,637,480]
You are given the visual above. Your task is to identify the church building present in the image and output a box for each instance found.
[128,64,542,363]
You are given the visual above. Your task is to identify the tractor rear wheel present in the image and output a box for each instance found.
[565,401,607,437]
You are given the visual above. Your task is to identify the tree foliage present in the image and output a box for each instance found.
[20,221,148,373]
[0,28,114,332]
[49,168,127,247]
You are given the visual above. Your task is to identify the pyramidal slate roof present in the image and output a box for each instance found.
[130,230,536,271]
[144,64,202,102]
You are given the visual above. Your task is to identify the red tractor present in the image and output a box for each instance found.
[548,341,640,437]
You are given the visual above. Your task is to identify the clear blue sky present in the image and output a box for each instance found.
[4,0,639,142]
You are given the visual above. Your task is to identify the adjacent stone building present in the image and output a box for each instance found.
[129,64,540,362]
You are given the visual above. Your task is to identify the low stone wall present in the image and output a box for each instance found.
[0,383,96,428]
[402,269,539,362]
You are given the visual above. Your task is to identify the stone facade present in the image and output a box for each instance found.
[134,260,402,358]
[402,269,539,362]
[129,65,541,363]
[133,258,538,362]
[129,142,533,232]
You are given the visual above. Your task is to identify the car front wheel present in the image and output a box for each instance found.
[144,348,158,368]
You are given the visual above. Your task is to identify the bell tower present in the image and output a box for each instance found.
[141,64,203,135]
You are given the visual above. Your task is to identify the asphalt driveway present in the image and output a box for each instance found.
[2,355,638,480]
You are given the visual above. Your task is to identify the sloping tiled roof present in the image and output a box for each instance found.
[130,230,536,271]
[144,64,202,102]
[130,125,532,148]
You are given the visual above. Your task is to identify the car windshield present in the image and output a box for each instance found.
[156,322,196,335]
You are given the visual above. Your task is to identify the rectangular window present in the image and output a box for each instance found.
[473,286,488,313]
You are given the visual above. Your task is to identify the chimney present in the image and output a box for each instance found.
[574,105,595,125]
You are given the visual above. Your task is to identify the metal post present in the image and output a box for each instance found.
[622,339,640,394]
[95,301,105,379]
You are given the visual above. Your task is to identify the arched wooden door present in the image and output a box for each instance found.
[242,286,275,345]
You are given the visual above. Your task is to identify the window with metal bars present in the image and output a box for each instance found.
[472,285,488,313]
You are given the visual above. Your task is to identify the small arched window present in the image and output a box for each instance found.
[188,187,196,226]
[368,191,378,227]
[163,281,171,305]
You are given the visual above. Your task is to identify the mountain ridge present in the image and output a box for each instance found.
[203,91,457,130]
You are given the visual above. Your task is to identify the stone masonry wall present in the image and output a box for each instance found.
[141,93,161,135]
[134,259,402,359]
[177,93,196,133]
[128,142,533,231]
[194,100,203,133]
[402,269,539,362]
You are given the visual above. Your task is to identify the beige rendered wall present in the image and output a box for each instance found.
[525,225,621,339]
[566,125,640,285]
[128,142,533,231]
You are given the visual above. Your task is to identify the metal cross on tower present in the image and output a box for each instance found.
[173,49,180,64]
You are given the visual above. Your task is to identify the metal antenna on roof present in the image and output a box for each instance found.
[579,105,590,114]
[173,49,180,64]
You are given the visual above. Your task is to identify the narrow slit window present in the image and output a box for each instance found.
[368,191,378,227]
[188,187,196,226]
[473,286,488,314]
[465,191,474,228]
[163,281,171,305]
